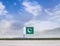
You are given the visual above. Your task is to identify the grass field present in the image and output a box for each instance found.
[0,38,60,40]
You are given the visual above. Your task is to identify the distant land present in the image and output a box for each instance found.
[0,38,60,40]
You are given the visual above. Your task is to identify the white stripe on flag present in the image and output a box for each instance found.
[23,27,26,35]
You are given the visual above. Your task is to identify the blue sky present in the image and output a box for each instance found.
[0,0,60,38]
[1,0,60,14]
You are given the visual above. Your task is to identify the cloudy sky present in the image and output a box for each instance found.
[0,0,60,38]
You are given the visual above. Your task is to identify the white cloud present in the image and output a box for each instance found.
[54,4,60,11]
[24,19,60,38]
[22,0,42,16]
[22,3,60,38]
[0,2,8,15]
[0,20,12,32]
[22,1,60,32]
[0,2,21,38]
[24,20,60,32]
[45,4,60,22]
[0,15,22,38]
[28,4,60,32]
[0,19,13,38]
[0,1,60,38]
[0,2,15,38]
[44,9,53,15]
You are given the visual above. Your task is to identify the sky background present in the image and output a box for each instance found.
[0,0,60,38]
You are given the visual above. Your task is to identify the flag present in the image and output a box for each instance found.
[23,27,34,34]
[26,27,34,34]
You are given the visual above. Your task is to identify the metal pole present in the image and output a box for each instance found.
[23,34,25,38]
[23,27,26,38]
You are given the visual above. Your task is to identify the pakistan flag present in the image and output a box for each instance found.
[26,27,34,34]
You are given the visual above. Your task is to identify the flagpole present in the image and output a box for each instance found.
[23,34,25,38]
[23,27,26,38]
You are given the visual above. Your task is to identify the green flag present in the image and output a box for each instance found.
[26,27,34,34]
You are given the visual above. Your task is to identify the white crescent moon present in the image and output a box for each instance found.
[27,29,32,33]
